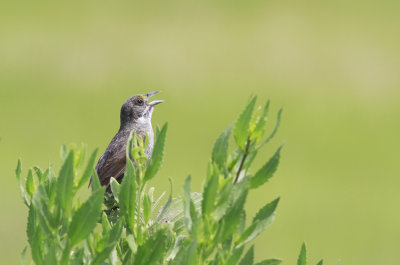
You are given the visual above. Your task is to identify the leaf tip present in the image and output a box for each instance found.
[16,159,22,179]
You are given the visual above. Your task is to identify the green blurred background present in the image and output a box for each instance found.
[1,1,399,264]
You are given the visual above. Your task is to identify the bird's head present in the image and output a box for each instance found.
[120,91,163,127]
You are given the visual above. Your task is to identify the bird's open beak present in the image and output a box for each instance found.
[148,100,164,106]
[146,91,164,106]
[146,91,160,98]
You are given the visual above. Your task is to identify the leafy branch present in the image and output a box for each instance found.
[17,96,326,265]
[234,137,250,184]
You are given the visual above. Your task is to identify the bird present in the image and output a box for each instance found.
[91,91,163,187]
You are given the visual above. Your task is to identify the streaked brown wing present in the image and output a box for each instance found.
[93,129,146,186]
[95,149,126,186]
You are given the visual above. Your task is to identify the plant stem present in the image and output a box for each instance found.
[234,138,250,184]
[137,182,143,244]
[60,240,71,265]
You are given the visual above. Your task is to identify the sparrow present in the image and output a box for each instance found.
[92,91,163,186]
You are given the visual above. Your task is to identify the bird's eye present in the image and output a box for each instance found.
[136,98,144,105]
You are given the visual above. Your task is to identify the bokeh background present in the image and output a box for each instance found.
[1,1,399,264]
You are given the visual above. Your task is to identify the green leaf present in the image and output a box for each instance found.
[92,220,124,265]
[222,189,248,241]
[250,146,282,189]
[182,175,192,228]
[91,170,102,192]
[42,245,57,265]
[56,150,75,217]
[166,235,186,261]
[69,248,84,265]
[47,180,58,212]
[155,125,161,138]
[133,228,170,265]
[154,192,172,225]
[258,108,283,148]
[110,249,118,265]
[210,256,221,265]
[143,193,151,224]
[298,243,307,265]
[169,239,198,265]
[16,159,30,206]
[144,131,150,149]
[152,179,174,227]
[43,245,57,265]
[202,164,219,217]
[212,125,232,170]
[27,205,43,264]
[234,96,257,149]
[110,177,120,202]
[119,158,137,233]
[188,199,199,236]
[25,169,36,197]
[126,233,137,252]
[255,259,282,265]
[226,246,244,265]
[60,144,67,161]
[148,186,155,202]
[68,188,104,246]
[76,148,98,189]
[19,246,27,265]
[182,175,196,232]
[15,159,22,182]
[32,186,55,235]
[238,211,246,234]
[102,212,111,234]
[252,196,279,223]
[126,130,134,162]
[214,179,233,220]
[33,166,47,185]
[33,166,42,179]
[16,159,22,178]
[236,197,279,247]
[122,250,133,265]
[251,100,270,141]
[239,245,254,265]
[243,150,258,171]
[26,204,36,243]
[143,123,168,183]
[316,260,323,265]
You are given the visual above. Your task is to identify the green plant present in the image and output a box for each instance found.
[17,96,324,264]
